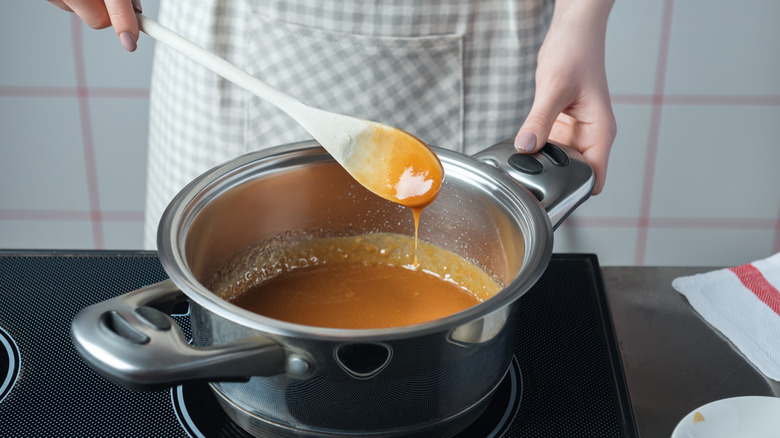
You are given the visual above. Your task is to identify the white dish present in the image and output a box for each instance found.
[672,396,780,438]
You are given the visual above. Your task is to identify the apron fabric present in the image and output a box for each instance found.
[144,0,552,249]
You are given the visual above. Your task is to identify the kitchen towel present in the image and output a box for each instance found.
[672,252,780,381]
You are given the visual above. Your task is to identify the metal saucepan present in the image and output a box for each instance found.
[71,139,593,437]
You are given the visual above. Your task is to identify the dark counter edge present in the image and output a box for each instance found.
[578,254,640,438]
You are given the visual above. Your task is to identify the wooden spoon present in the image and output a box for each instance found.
[136,14,443,208]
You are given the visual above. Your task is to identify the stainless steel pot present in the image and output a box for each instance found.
[71,139,593,438]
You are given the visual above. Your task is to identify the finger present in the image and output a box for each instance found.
[548,113,576,146]
[514,89,570,154]
[62,0,112,29]
[63,0,140,52]
[47,0,73,12]
[104,0,141,52]
[552,111,615,195]
[590,116,617,195]
[580,140,611,195]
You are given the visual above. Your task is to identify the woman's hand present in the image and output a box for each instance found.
[47,0,142,52]
[514,0,617,195]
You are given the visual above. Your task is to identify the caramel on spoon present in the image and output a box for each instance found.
[136,14,443,209]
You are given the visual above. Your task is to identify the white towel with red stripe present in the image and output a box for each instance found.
[672,252,780,381]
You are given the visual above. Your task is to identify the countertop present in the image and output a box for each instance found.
[602,266,780,438]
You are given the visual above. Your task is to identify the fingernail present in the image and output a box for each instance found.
[119,31,137,52]
[514,131,536,153]
[132,0,143,13]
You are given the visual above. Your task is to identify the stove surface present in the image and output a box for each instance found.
[0,252,636,437]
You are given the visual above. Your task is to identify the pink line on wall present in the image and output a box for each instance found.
[610,94,654,105]
[662,95,780,106]
[0,87,78,98]
[88,88,150,98]
[0,86,150,99]
[564,216,777,230]
[0,210,91,221]
[611,94,780,106]
[71,17,104,249]
[649,217,777,230]
[101,211,146,221]
[635,0,676,265]
[563,217,640,228]
[0,210,144,222]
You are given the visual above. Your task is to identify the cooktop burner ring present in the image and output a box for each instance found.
[461,356,523,438]
[0,327,21,405]
[171,357,522,438]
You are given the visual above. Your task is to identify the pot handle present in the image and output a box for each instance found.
[472,139,594,230]
[70,279,288,391]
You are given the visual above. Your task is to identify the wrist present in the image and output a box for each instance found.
[549,0,614,33]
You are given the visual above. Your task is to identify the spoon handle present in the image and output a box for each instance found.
[136,13,304,116]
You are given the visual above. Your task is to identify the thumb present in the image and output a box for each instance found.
[514,99,563,154]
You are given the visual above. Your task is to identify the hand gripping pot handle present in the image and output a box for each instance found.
[70,279,287,391]
[472,139,595,229]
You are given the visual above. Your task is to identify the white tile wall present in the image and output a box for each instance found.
[651,105,780,220]
[1,3,78,87]
[665,0,780,96]
[1,1,156,251]
[0,97,90,211]
[90,98,149,213]
[603,1,664,95]
[1,0,778,266]
[554,0,780,266]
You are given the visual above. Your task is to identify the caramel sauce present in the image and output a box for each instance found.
[231,263,481,329]
[211,233,502,329]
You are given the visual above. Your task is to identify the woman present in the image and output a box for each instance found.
[49,0,616,249]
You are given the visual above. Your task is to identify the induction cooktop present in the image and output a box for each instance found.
[0,251,636,437]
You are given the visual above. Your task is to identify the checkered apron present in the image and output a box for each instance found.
[144,0,552,248]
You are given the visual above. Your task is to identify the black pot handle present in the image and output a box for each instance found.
[472,140,594,230]
[70,279,288,391]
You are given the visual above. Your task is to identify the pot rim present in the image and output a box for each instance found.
[157,140,553,342]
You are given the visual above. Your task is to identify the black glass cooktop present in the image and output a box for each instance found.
[0,251,636,437]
